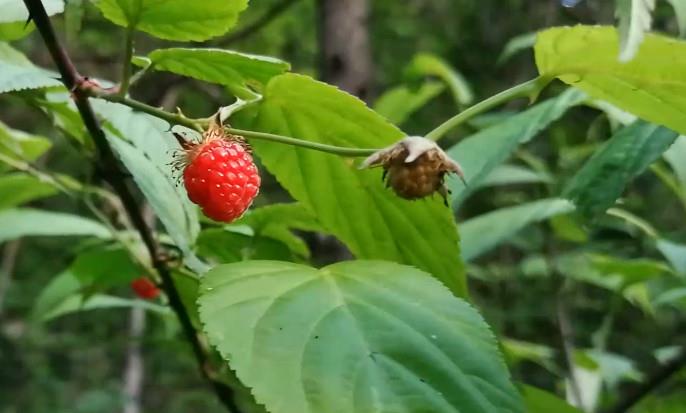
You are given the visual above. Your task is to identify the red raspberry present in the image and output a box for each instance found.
[182,135,260,223]
[131,277,160,300]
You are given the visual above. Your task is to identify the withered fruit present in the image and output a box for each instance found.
[360,136,466,205]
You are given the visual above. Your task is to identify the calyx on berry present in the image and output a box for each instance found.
[360,136,466,205]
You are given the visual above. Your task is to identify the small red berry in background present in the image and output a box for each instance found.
[131,277,160,300]
[179,118,260,223]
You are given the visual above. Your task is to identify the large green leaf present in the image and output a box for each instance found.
[535,26,686,134]
[615,0,655,62]
[0,208,110,242]
[235,74,466,296]
[564,121,678,217]
[461,198,575,262]
[92,100,200,265]
[139,48,289,93]
[446,89,584,206]
[0,172,58,208]
[373,81,445,125]
[95,0,248,41]
[0,0,64,41]
[522,385,583,413]
[0,62,62,94]
[198,260,523,413]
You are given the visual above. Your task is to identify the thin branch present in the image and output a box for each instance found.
[602,347,686,413]
[219,0,300,45]
[22,1,240,411]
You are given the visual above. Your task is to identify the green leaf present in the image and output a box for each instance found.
[32,245,144,320]
[460,198,575,262]
[0,172,58,208]
[497,32,537,65]
[535,26,686,134]
[0,208,110,242]
[446,89,584,206]
[42,294,167,321]
[235,74,466,296]
[0,42,32,66]
[588,254,671,288]
[0,62,62,94]
[373,81,445,125]
[94,0,248,41]
[563,121,678,217]
[0,0,64,22]
[405,53,474,106]
[0,0,64,41]
[667,0,686,37]
[235,203,323,258]
[198,260,524,413]
[0,121,52,167]
[522,385,583,413]
[197,228,297,263]
[656,239,686,276]
[664,135,686,190]
[92,100,200,263]
[480,164,552,187]
[616,0,655,62]
[139,48,290,93]
[502,339,556,371]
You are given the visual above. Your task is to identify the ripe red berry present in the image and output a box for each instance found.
[182,131,260,223]
[131,277,160,300]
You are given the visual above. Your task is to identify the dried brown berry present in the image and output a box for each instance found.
[360,136,466,205]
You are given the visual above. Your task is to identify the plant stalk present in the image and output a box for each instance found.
[425,76,548,141]
[118,25,135,96]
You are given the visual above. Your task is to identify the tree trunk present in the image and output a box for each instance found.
[317,0,374,101]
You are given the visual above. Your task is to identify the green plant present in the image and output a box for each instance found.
[1,1,685,413]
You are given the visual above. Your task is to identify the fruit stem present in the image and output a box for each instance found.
[90,90,380,157]
[225,128,378,157]
[425,76,551,141]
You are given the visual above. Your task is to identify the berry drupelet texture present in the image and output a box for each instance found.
[183,137,260,223]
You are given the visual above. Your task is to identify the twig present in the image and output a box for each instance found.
[602,347,686,413]
[219,0,300,45]
[22,1,240,411]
